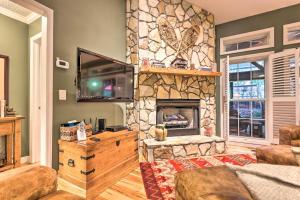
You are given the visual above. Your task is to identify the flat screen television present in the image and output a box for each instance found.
[77,48,134,102]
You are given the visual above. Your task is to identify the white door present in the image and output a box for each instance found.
[268,49,300,144]
[223,54,270,145]
[30,33,42,163]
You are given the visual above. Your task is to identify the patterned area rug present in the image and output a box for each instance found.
[140,154,256,200]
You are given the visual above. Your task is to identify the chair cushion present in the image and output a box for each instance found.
[280,125,300,140]
[0,166,57,200]
[175,165,253,200]
[256,145,298,166]
[291,140,300,147]
[39,190,84,200]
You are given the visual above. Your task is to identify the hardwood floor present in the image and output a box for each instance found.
[58,145,254,200]
[96,168,147,200]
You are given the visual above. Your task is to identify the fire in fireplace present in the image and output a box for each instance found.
[156,99,200,137]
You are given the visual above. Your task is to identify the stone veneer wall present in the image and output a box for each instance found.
[126,0,215,67]
[125,0,216,147]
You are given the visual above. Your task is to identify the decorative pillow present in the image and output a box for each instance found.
[175,165,253,200]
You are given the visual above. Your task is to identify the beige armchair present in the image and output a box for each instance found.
[279,125,300,147]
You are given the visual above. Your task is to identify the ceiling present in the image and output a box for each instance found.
[187,0,300,25]
[0,0,40,24]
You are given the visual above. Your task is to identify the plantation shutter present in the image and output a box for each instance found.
[269,49,300,144]
[222,56,230,140]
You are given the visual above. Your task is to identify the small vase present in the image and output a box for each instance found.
[155,125,167,141]
[204,127,213,137]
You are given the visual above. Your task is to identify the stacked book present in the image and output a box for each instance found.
[6,107,16,117]
[201,66,212,71]
[151,61,166,68]
[171,58,188,69]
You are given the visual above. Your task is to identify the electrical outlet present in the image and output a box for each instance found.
[59,90,67,101]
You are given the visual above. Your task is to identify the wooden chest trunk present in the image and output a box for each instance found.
[58,130,138,199]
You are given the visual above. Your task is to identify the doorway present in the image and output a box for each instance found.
[30,33,42,163]
[228,60,266,140]
[11,0,54,167]
[221,52,273,146]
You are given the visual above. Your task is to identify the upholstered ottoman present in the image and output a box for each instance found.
[0,165,84,200]
[256,145,298,166]
[175,165,253,200]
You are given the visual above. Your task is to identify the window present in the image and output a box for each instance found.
[229,60,266,139]
[284,22,300,45]
[220,28,274,55]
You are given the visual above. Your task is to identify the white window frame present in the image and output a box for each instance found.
[283,22,300,45]
[220,51,274,146]
[220,28,275,55]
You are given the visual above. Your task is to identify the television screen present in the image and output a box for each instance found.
[77,48,134,102]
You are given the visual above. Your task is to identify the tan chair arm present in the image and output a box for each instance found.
[292,147,300,166]
[279,125,300,145]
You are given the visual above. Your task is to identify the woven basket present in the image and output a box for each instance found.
[60,124,93,141]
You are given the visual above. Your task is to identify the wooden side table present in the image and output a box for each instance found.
[0,116,24,172]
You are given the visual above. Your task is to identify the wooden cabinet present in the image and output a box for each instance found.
[58,130,139,200]
[0,117,23,172]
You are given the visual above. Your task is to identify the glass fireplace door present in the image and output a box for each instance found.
[229,60,266,139]
[156,99,200,137]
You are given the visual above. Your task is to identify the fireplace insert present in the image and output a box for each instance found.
[156,99,200,137]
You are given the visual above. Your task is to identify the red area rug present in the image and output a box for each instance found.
[140,154,256,200]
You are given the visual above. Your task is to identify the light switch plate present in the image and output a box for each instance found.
[59,90,67,101]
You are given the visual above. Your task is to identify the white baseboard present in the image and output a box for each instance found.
[21,156,30,164]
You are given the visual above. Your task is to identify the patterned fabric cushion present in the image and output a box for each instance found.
[291,140,300,147]
[256,145,298,166]
[228,164,300,200]
[175,165,253,200]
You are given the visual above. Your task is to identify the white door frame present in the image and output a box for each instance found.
[29,33,42,163]
[12,0,53,167]
[220,51,274,146]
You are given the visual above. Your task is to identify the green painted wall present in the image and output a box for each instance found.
[215,4,300,135]
[29,17,42,37]
[35,0,127,169]
[0,14,29,156]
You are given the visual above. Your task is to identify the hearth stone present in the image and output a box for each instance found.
[173,145,186,157]
[199,142,211,156]
[215,139,226,154]
[153,147,173,160]
[184,144,199,156]
[143,135,226,162]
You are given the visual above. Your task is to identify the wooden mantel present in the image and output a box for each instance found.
[139,66,222,77]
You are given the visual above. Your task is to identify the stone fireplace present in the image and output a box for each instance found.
[125,0,217,149]
[133,73,216,147]
[157,99,200,136]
